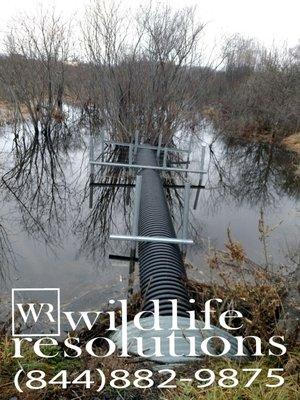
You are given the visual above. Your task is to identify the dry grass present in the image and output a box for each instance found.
[201,106,221,121]
[185,258,289,352]
[1,336,299,400]
[0,101,13,125]
[162,356,300,400]
[0,100,65,125]
[0,100,31,125]
[0,234,298,399]
[282,133,300,155]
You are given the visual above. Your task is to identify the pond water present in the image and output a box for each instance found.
[188,125,299,280]
[0,121,299,322]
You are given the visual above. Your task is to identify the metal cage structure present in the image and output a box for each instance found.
[88,131,207,294]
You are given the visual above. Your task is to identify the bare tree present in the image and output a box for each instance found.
[1,9,71,134]
[204,36,300,140]
[0,9,75,243]
[83,1,205,144]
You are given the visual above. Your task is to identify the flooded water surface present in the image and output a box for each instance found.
[0,121,299,318]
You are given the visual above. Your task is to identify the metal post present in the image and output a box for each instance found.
[126,143,134,205]
[186,136,193,178]
[182,182,191,240]
[129,143,133,166]
[134,132,139,155]
[188,136,193,152]
[182,182,191,256]
[156,134,162,164]
[128,174,142,296]
[200,144,206,171]
[128,143,133,181]
[132,175,142,238]
[89,133,95,209]
[163,148,168,168]
[193,144,206,210]
[101,131,105,161]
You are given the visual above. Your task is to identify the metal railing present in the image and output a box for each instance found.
[88,131,207,247]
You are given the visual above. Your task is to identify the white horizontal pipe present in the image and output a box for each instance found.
[110,234,193,244]
[90,160,206,175]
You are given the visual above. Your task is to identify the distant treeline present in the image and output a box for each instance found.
[197,37,299,140]
[0,3,299,143]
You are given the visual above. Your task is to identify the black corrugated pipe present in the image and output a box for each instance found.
[136,148,191,317]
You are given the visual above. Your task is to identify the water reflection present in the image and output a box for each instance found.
[0,122,129,311]
[204,134,300,210]
[73,142,133,264]
[0,120,84,245]
[0,219,15,281]
[188,129,299,272]
[0,120,298,296]
[74,140,187,264]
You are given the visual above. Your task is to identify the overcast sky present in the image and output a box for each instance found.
[0,0,298,53]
